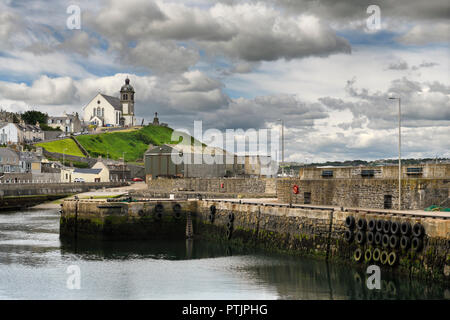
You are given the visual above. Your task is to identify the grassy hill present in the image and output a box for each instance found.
[36,139,85,157]
[75,125,179,162]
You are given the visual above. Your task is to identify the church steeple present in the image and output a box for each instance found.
[120,77,135,126]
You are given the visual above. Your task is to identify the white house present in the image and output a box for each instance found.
[83,78,136,127]
[0,122,19,144]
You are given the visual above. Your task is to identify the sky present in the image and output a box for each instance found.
[0,0,449,162]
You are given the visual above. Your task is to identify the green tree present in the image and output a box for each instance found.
[21,110,47,125]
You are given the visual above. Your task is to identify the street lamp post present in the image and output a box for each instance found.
[122,152,126,182]
[277,119,284,176]
[389,97,401,210]
[63,148,68,167]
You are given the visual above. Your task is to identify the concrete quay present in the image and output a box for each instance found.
[60,196,449,283]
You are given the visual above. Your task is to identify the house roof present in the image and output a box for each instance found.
[0,147,20,160]
[100,94,122,111]
[73,168,102,174]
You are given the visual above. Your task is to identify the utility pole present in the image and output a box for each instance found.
[122,151,126,182]
[389,97,401,210]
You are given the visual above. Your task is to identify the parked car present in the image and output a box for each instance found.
[132,177,144,182]
[58,133,66,138]
[74,178,85,183]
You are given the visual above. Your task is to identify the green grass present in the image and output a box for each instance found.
[75,125,180,162]
[37,139,85,157]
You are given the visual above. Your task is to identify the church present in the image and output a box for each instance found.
[83,78,136,127]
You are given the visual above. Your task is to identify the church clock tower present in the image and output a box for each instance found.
[120,77,135,126]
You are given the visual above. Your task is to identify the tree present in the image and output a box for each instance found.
[21,110,47,125]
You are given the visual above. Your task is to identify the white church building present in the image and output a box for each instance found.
[83,78,136,127]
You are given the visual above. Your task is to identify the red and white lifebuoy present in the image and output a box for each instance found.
[293,185,299,194]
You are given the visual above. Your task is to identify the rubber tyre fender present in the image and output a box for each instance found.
[345,216,355,230]
[400,235,410,250]
[390,221,400,235]
[401,222,411,235]
[209,213,215,224]
[380,251,389,265]
[412,223,425,238]
[411,237,423,252]
[172,203,182,219]
[368,219,376,232]
[226,228,232,240]
[367,231,375,245]
[389,234,399,249]
[383,220,392,234]
[210,205,216,214]
[353,248,363,262]
[382,234,390,248]
[344,230,354,243]
[155,203,164,213]
[356,231,366,245]
[374,232,383,246]
[228,212,235,222]
[356,218,367,231]
[372,248,381,262]
[376,219,384,232]
[388,251,397,266]
[364,248,372,263]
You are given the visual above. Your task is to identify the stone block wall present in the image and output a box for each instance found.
[146,177,277,194]
[277,178,449,210]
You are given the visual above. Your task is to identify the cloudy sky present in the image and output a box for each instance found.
[0,0,449,162]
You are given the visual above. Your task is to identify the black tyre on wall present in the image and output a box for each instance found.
[401,222,412,235]
[356,218,367,231]
[364,248,372,263]
[374,232,383,246]
[388,251,397,266]
[380,251,389,265]
[344,230,354,243]
[376,220,384,232]
[367,231,375,245]
[368,219,376,232]
[372,248,381,261]
[389,235,399,249]
[400,236,410,250]
[411,237,423,252]
[210,205,216,214]
[228,212,235,222]
[390,221,400,235]
[356,231,366,245]
[382,234,390,248]
[172,203,182,219]
[345,216,355,230]
[412,223,425,238]
[353,248,363,262]
[383,220,392,234]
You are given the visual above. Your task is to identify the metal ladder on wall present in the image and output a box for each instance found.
[186,212,194,239]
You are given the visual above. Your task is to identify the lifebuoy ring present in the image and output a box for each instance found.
[293,185,299,194]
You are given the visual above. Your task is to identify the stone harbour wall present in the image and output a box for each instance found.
[277,178,449,210]
[146,177,277,195]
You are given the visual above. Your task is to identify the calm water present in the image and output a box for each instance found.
[0,208,448,300]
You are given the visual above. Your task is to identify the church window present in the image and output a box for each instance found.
[97,107,101,117]
[123,94,128,100]
[102,108,104,117]
[131,94,134,101]
[93,108,96,116]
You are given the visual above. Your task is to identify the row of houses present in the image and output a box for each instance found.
[0,121,44,145]
[0,147,131,183]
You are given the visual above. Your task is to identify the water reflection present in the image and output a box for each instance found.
[0,208,448,300]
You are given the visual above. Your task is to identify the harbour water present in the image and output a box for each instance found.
[0,208,447,300]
